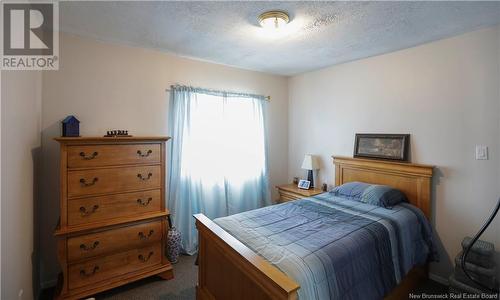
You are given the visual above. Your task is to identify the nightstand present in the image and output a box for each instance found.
[276,184,324,203]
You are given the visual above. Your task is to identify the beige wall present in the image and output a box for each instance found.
[288,25,500,281]
[39,33,289,286]
[1,70,42,300]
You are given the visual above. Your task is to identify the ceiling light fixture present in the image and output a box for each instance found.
[258,11,290,30]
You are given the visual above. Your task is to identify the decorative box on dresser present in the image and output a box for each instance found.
[54,137,173,300]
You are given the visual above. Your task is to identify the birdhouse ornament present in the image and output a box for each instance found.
[61,115,80,137]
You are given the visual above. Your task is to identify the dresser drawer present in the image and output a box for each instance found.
[68,244,162,290]
[278,190,301,202]
[68,166,161,198]
[67,220,163,261]
[68,190,161,226]
[279,195,297,203]
[67,144,161,168]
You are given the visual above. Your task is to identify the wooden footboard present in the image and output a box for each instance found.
[195,213,427,300]
[194,214,300,300]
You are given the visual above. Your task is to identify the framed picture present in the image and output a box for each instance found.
[297,179,311,190]
[354,133,410,162]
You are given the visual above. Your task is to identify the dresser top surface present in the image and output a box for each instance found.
[55,136,170,143]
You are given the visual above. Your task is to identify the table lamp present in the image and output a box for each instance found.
[301,154,320,187]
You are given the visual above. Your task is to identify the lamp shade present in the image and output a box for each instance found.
[301,154,320,170]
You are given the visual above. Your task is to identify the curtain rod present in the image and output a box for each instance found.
[165,88,271,101]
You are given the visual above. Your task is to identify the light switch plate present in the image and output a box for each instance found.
[475,145,488,160]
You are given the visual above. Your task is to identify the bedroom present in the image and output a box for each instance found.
[1,1,499,299]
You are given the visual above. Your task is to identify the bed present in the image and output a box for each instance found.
[194,156,435,300]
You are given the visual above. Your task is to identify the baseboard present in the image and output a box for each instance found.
[429,273,449,286]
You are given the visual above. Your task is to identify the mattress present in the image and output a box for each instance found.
[214,192,437,300]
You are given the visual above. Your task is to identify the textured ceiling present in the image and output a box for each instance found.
[60,1,500,76]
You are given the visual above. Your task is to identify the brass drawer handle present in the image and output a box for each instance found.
[138,251,154,262]
[79,205,99,216]
[80,241,99,251]
[136,197,152,206]
[79,151,98,160]
[80,266,99,277]
[138,230,154,240]
[80,177,98,186]
[137,173,152,181]
[137,150,153,157]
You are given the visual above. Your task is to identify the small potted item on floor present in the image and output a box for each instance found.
[166,216,182,264]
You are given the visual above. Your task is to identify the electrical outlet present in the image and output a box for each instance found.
[475,145,488,160]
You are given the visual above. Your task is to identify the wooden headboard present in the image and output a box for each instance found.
[333,156,434,219]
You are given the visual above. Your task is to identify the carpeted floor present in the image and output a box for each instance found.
[40,254,197,300]
[95,254,197,300]
[41,254,448,299]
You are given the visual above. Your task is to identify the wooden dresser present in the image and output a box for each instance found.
[54,137,173,299]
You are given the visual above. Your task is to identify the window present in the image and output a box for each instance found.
[180,92,267,187]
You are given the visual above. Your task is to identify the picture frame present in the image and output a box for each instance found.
[297,179,311,190]
[354,133,410,162]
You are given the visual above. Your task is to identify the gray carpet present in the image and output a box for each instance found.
[41,254,448,299]
[96,255,197,300]
[40,254,197,300]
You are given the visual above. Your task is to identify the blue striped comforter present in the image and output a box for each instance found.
[214,192,437,300]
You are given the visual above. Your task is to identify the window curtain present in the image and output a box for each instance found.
[167,85,271,254]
